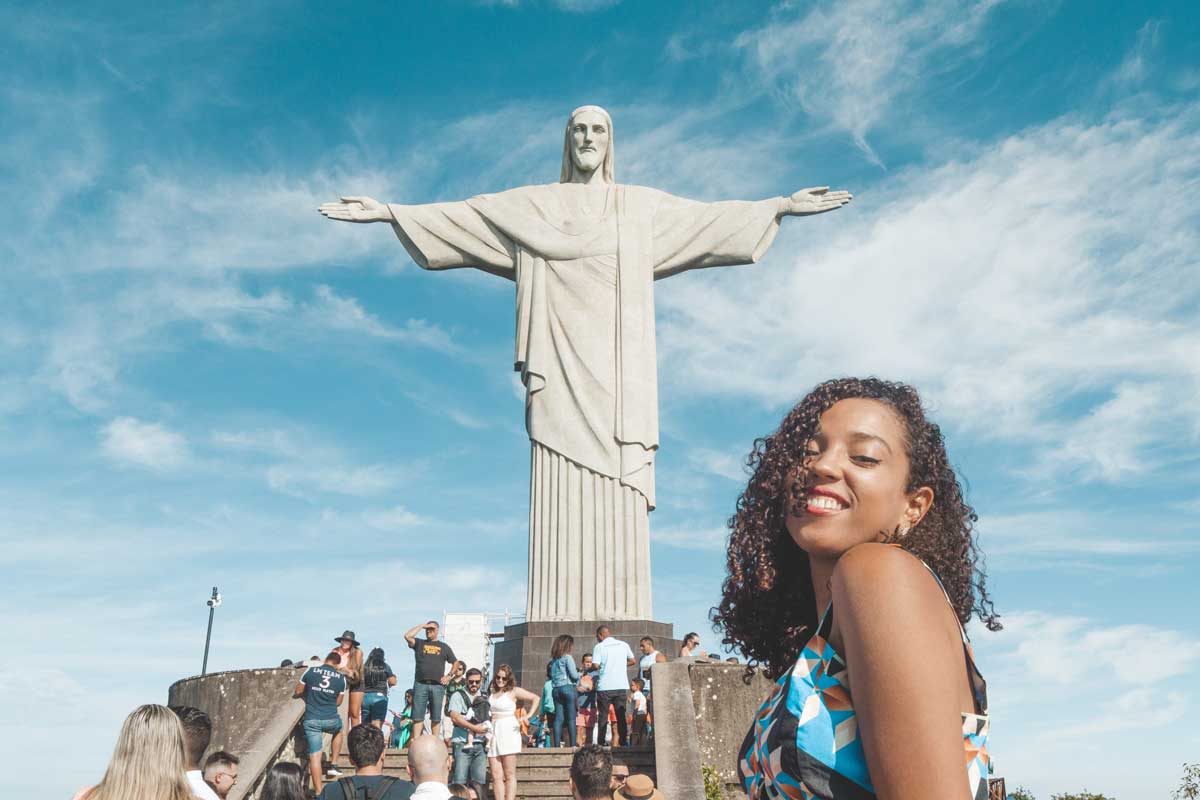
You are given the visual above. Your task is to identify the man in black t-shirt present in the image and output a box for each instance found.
[403,619,457,739]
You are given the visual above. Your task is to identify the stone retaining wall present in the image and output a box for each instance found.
[168,666,310,800]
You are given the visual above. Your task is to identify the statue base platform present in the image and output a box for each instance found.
[494,619,678,691]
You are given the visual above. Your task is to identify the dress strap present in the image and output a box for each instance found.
[815,600,835,640]
[910,556,989,716]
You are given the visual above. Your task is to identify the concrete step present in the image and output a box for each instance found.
[333,746,656,797]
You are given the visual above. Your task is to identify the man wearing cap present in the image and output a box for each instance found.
[404,620,457,739]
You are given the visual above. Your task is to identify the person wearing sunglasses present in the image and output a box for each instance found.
[202,751,239,799]
[448,669,489,786]
[486,665,540,800]
[678,633,707,660]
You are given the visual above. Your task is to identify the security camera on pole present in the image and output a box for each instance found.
[202,586,221,676]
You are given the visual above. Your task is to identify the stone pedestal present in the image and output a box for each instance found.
[493,619,678,692]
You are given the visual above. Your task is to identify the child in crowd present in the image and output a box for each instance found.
[575,655,597,746]
[629,679,648,746]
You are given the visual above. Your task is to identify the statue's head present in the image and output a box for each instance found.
[560,105,614,184]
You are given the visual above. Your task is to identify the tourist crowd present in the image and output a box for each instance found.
[76,700,658,800]
[76,621,700,800]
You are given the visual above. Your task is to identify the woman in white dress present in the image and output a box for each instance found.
[486,664,540,800]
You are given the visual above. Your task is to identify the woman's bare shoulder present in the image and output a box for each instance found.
[831,544,955,633]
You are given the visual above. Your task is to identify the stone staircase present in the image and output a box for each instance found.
[334,746,656,798]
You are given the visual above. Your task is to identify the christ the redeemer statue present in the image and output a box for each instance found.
[320,105,851,622]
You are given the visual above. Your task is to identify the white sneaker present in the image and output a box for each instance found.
[325,767,343,778]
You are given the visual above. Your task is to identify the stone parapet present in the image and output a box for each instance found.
[651,661,774,800]
[168,666,311,800]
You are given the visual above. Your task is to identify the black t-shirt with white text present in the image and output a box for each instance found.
[410,638,456,683]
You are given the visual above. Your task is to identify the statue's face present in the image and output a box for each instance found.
[569,109,609,175]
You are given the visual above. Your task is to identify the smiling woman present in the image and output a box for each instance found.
[714,377,1000,800]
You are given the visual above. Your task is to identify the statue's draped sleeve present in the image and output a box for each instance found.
[385,186,785,511]
[387,200,518,280]
[648,192,783,279]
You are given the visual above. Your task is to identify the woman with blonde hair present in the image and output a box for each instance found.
[73,703,193,800]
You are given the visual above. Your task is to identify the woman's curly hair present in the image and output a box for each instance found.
[710,377,1000,680]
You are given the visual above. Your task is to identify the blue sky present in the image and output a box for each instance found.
[2,1,1198,797]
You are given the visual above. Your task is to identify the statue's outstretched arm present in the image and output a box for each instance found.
[650,185,853,280]
[321,193,515,278]
[777,187,853,217]
[318,196,392,223]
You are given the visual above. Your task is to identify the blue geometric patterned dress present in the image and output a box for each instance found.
[738,561,991,800]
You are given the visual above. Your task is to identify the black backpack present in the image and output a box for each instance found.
[339,775,402,800]
[449,687,491,724]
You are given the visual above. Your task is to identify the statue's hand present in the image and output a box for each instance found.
[782,187,853,217]
[318,196,392,223]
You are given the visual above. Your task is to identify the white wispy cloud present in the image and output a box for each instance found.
[736,0,1006,163]
[308,285,456,352]
[266,462,404,498]
[100,416,189,470]
[969,608,1200,794]
[86,166,403,275]
[1032,382,1166,482]
[357,504,427,530]
[475,0,620,12]
[1109,19,1164,88]
[655,101,1200,486]
[33,278,460,414]
[978,509,1199,563]
[993,611,1200,688]
[651,523,728,551]
[211,424,417,499]
[685,446,749,482]
[1055,686,1188,738]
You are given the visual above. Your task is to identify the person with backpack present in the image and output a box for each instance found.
[447,668,489,785]
[318,724,414,800]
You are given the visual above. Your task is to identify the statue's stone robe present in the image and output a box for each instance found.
[389,183,781,620]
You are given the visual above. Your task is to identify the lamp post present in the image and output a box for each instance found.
[202,586,221,676]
